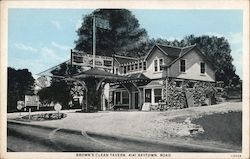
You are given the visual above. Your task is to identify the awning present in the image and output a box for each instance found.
[142,79,163,87]
[113,72,150,84]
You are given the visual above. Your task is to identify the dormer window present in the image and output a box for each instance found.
[200,62,205,74]
[180,59,186,72]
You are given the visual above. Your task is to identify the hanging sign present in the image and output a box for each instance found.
[71,50,113,69]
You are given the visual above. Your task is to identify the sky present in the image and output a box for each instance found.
[8,9,243,79]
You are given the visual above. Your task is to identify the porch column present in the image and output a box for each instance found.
[165,67,169,102]
[129,93,132,109]
[132,82,142,109]
[165,77,169,101]
[100,83,105,111]
[151,88,155,104]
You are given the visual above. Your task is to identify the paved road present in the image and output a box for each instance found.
[7,121,236,152]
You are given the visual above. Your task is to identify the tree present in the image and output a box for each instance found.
[75,9,149,57]
[37,63,81,109]
[7,67,34,112]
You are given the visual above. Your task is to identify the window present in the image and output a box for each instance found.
[154,59,158,72]
[176,81,182,87]
[145,89,151,103]
[180,59,186,72]
[104,60,112,67]
[128,65,130,71]
[200,62,205,74]
[154,89,162,103]
[115,68,118,75]
[159,59,163,71]
[139,62,142,69]
[122,91,129,104]
[131,64,134,71]
[135,63,138,70]
[115,92,121,104]
[123,66,127,74]
[188,82,195,88]
[143,61,147,70]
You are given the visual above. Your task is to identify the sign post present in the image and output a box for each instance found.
[93,15,96,68]
[54,103,62,119]
[28,108,31,120]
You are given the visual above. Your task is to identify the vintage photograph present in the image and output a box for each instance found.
[1,0,249,158]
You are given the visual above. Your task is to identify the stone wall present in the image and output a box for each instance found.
[151,78,217,111]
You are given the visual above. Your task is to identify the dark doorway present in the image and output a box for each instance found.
[135,92,139,109]
[145,89,151,103]
[115,92,121,105]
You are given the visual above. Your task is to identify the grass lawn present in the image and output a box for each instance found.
[192,111,242,146]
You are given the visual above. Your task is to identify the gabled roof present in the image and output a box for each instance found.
[113,55,138,64]
[166,44,215,70]
[144,43,197,61]
[126,72,149,80]
[179,44,197,57]
[156,44,182,57]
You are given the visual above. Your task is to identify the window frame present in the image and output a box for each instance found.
[115,67,118,75]
[159,58,164,71]
[135,63,138,70]
[115,91,121,105]
[127,65,131,71]
[154,59,158,72]
[154,88,162,103]
[200,62,205,74]
[131,64,134,71]
[123,66,127,74]
[143,61,147,70]
[139,62,142,69]
[188,81,195,88]
[175,80,183,88]
[180,59,186,73]
[121,91,129,105]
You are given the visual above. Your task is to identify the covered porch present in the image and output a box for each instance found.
[109,73,160,110]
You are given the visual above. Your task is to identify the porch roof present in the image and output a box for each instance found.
[143,80,163,87]
[113,72,150,84]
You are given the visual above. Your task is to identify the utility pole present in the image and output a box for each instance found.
[93,15,96,68]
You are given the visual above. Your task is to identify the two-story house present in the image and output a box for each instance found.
[109,43,216,110]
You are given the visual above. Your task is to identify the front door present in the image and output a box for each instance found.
[145,89,151,103]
